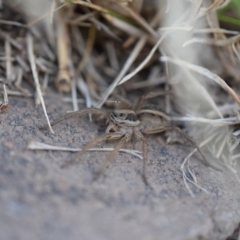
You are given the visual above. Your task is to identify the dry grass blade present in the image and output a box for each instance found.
[159,26,193,32]
[130,0,143,12]
[181,134,218,197]
[77,24,96,73]
[27,33,54,134]
[193,28,239,35]
[188,0,202,24]
[77,76,92,109]
[0,30,22,50]
[61,132,122,168]
[170,116,238,126]
[118,3,157,38]
[14,67,32,96]
[189,0,231,23]
[160,56,240,105]
[0,19,27,27]
[72,0,108,13]
[183,34,240,47]
[172,127,222,172]
[97,36,147,108]
[71,77,78,111]
[105,41,119,70]
[103,12,147,37]
[50,0,57,24]
[27,141,143,159]
[94,6,166,107]
[27,3,67,27]
[5,38,11,81]
[232,43,240,63]
[118,33,169,86]
[168,49,223,118]
[0,84,8,111]
[56,9,71,93]
[89,16,121,41]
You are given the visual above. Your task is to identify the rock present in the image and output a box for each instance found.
[0,93,240,240]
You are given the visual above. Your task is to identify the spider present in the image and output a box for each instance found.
[44,91,219,184]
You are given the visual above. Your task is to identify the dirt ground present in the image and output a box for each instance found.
[1,92,240,240]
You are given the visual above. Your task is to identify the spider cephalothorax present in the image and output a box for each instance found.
[110,110,140,127]
[43,91,219,184]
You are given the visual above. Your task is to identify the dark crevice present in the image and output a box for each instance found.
[226,223,240,240]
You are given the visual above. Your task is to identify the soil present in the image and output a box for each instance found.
[1,92,240,240]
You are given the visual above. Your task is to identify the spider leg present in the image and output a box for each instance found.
[61,132,123,169]
[142,138,148,185]
[141,126,168,135]
[112,93,133,109]
[143,126,222,172]
[93,134,129,180]
[137,109,171,121]
[105,122,119,133]
[41,108,107,130]
[134,128,149,185]
[135,91,171,111]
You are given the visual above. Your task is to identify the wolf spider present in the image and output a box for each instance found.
[45,91,218,184]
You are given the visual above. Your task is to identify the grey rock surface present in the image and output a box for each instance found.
[0,93,240,240]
